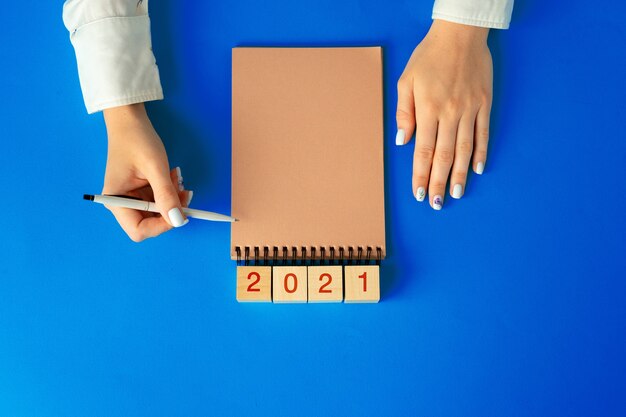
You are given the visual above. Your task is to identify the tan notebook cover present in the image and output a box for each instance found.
[231,47,385,260]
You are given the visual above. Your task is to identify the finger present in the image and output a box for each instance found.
[180,190,193,208]
[170,166,184,192]
[472,102,491,175]
[411,113,438,202]
[449,112,477,199]
[396,77,416,146]
[108,206,172,242]
[429,118,459,210]
[144,163,188,228]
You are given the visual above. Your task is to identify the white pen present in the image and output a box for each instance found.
[83,194,237,223]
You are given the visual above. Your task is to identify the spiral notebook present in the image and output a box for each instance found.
[231,47,385,262]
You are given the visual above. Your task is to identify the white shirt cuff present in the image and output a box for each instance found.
[432,0,514,29]
[68,14,163,114]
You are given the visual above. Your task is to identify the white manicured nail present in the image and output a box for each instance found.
[182,218,189,226]
[176,166,184,191]
[476,162,484,175]
[433,195,443,210]
[415,187,426,202]
[395,129,406,146]
[168,207,185,227]
[452,184,463,199]
[186,190,194,207]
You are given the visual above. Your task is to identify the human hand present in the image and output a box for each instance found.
[396,19,492,210]
[102,103,192,242]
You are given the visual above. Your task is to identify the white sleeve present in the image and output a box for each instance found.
[62,0,163,114]
[432,0,514,29]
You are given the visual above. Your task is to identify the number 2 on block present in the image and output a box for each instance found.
[247,272,261,292]
[307,266,343,302]
[318,273,332,293]
[236,266,271,302]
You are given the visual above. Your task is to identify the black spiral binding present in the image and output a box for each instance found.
[235,246,383,267]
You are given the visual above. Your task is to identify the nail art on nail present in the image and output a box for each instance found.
[433,195,443,210]
[176,167,184,191]
[186,190,194,207]
[415,187,426,202]
[452,184,463,199]
[395,129,406,146]
[168,207,185,227]
[476,162,485,175]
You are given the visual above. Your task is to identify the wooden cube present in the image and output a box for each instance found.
[307,265,343,303]
[273,266,308,303]
[344,265,380,303]
[236,266,272,302]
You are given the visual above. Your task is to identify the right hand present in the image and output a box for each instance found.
[102,103,192,242]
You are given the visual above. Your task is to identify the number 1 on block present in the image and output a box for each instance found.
[344,265,380,303]
[236,266,272,302]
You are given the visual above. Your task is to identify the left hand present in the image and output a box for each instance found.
[396,19,492,210]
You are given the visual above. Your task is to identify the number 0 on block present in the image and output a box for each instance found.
[236,266,272,302]
[344,265,380,303]
[273,266,308,303]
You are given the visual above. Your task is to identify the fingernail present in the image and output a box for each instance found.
[415,187,426,202]
[452,184,463,199]
[186,190,194,207]
[395,129,406,146]
[182,218,189,226]
[176,166,184,191]
[476,162,485,175]
[168,207,185,227]
[433,195,443,210]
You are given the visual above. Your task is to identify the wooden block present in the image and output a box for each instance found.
[272,266,308,303]
[307,265,343,303]
[236,266,272,302]
[344,265,380,303]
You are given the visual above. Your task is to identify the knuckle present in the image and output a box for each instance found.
[474,149,487,160]
[420,100,439,117]
[453,169,468,181]
[479,90,492,105]
[396,108,413,122]
[457,140,473,156]
[397,77,410,92]
[128,230,145,243]
[154,187,178,202]
[416,145,435,161]
[412,173,429,184]
[477,128,490,142]
[429,181,447,191]
[444,98,461,116]
[435,149,454,165]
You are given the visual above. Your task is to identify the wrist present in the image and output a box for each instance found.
[429,19,489,46]
[104,103,150,135]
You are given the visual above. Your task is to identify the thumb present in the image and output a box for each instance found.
[145,164,187,228]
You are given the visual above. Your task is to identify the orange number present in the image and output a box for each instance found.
[284,273,298,293]
[358,271,367,292]
[247,272,261,292]
[319,273,332,293]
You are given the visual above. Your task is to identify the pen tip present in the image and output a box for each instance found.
[83,194,94,201]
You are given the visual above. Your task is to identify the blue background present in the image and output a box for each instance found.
[1,1,625,416]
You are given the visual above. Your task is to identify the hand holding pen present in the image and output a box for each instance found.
[96,104,229,242]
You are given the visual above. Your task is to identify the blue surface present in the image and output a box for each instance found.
[1,1,625,416]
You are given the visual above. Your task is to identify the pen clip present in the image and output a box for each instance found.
[106,194,146,202]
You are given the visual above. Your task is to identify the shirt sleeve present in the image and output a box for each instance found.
[62,0,163,114]
[432,0,514,29]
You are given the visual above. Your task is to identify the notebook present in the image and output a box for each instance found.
[231,47,385,263]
